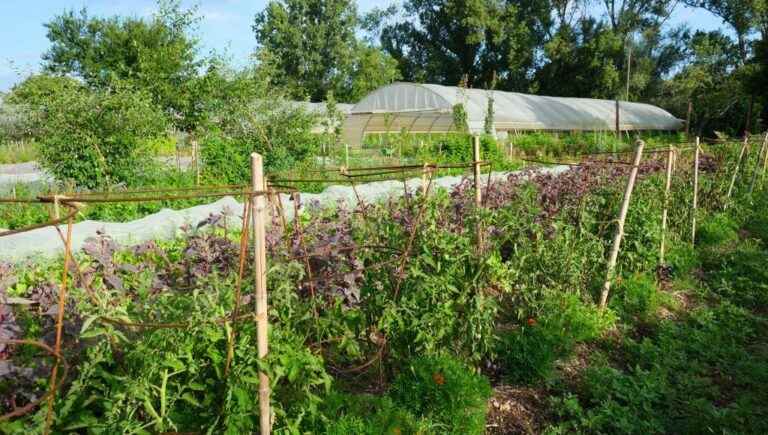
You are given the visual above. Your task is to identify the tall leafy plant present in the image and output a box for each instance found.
[33,82,168,188]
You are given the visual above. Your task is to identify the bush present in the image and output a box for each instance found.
[498,293,614,383]
[697,212,739,246]
[390,355,491,434]
[200,99,319,183]
[611,273,661,318]
[33,82,168,188]
[322,393,428,434]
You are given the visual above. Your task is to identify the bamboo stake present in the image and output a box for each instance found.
[44,214,74,434]
[473,136,483,252]
[421,162,429,196]
[193,139,201,186]
[345,143,349,168]
[599,140,645,309]
[748,132,768,195]
[473,136,482,207]
[692,137,700,244]
[725,136,749,207]
[659,144,674,265]
[761,134,768,190]
[250,153,271,435]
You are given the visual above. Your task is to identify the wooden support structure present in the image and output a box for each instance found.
[761,134,768,190]
[193,139,200,186]
[44,214,74,434]
[250,153,271,435]
[473,136,482,207]
[692,137,700,244]
[599,140,645,309]
[725,136,749,207]
[659,144,674,265]
[473,135,483,252]
[421,162,430,196]
[344,143,350,168]
[748,132,768,195]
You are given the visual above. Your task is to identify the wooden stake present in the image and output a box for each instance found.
[748,132,768,195]
[193,139,201,186]
[599,140,645,309]
[615,99,620,138]
[44,214,74,434]
[250,153,271,435]
[473,136,483,252]
[473,136,482,207]
[421,162,429,196]
[692,137,700,244]
[660,144,674,265]
[761,133,768,190]
[345,143,349,168]
[725,136,749,207]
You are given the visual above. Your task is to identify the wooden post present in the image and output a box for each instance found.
[44,214,74,434]
[761,133,768,190]
[725,136,749,207]
[599,140,645,309]
[421,162,430,196]
[615,100,620,139]
[748,132,768,195]
[685,100,692,139]
[344,143,350,168]
[193,139,201,186]
[250,153,270,435]
[692,137,700,244]
[659,144,674,265]
[473,136,482,207]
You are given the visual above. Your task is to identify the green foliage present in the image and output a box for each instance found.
[322,393,429,434]
[33,82,168,188]
[452,103,468,132]
[200,100,319,184]
[253,0,399,102]
[42,1,202,130]
[697,212,739,246]
[391,355,491,434]
[498,293,614,383]
[612,273,661,318]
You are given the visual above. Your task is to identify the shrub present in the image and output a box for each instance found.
[200,100,319,183]
[33,82,168,188]
[390,355,491,434]
[697,212,739,246]
[322,393,428,435]
[498,293,614,383]
[611,273,661,318]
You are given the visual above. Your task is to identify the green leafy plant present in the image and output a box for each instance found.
[390,355,491,434]
[32,82,168,188]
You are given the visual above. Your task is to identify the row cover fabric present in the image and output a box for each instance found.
[0,165,567,262]
[342,82,682,145]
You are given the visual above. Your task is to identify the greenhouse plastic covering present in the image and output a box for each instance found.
[342,82,683,145]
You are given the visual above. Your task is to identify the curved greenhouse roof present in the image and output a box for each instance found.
[342,82,683,145]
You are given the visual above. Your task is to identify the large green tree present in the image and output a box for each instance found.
[42,0,201,129]
[252,0,400,102]
[659,31,746,135]
[380,0,550,90]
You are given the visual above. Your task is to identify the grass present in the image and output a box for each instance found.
[0,140,38,164]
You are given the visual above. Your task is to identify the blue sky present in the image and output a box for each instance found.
[0,0,728,92]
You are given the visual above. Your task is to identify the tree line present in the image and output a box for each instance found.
[6,0,768,141]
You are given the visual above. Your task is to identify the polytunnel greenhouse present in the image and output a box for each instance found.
[342,82,683,145]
